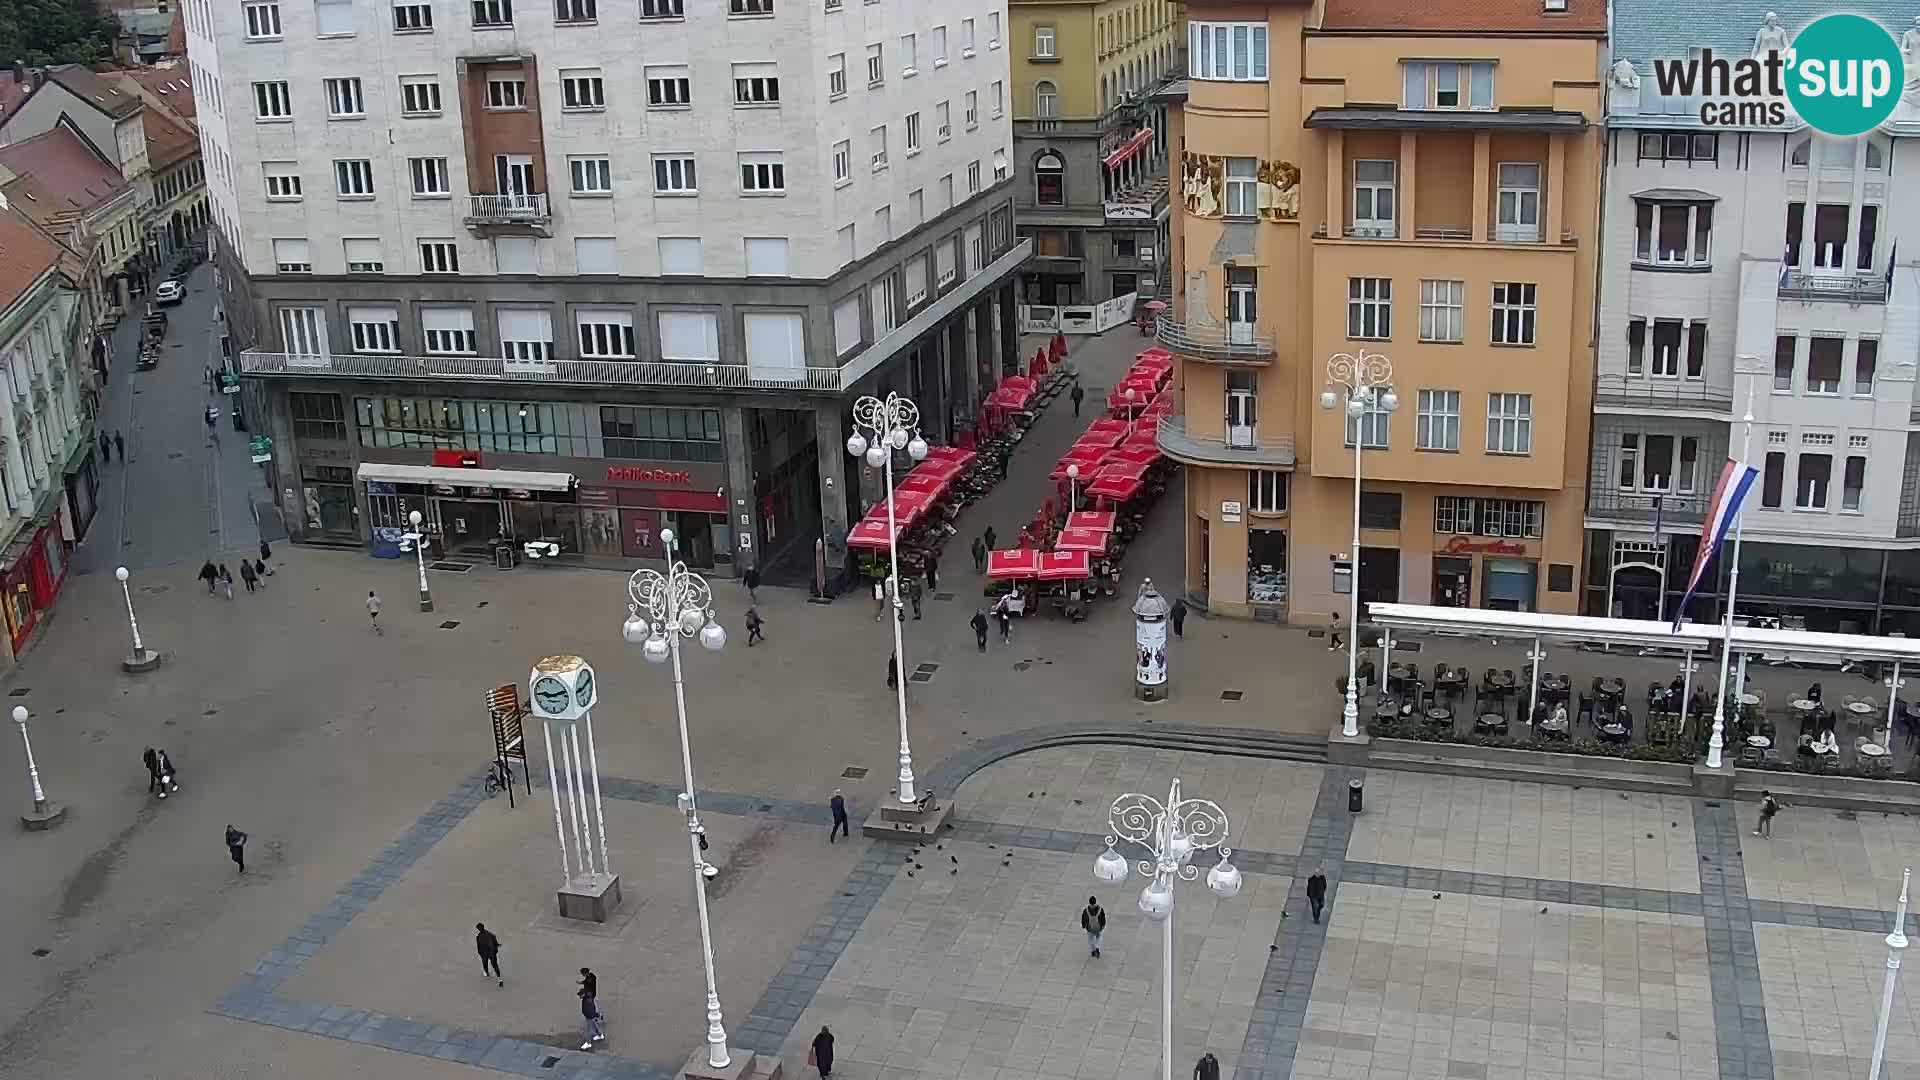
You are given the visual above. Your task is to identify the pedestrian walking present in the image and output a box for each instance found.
[366,590,384,634]
[253,558,269,587]
[743,566,761,606]
[829,789,849,842]
[971,536,988,573]
[225,824,248,873]
[923,553,939,592]
[579,992,606,1049]
[259,539,273,573]
[983,525,997,551]
[1070,382,1085,417]
[217,564,234,599]
[1171,597,1188,638]
[113,430,124,460]
[872,578,887,621]
[474,923,503,985]
[199,560,218,594]
[155,748,177,796]
[1326,612,1344,652]
[1306,867,1328,924]
[906,575,923,620]
[970,609,990,652]
[144,747,162,794]
[1755,790,1781,838]
[578,967,597,999]
[887,651,898,690]
[993,594,1013,644]
[810,1026,836,1079]
[239,560,258,593]
[99,432,112,462]
[1080,895,1107,957]
[745,606,766,645]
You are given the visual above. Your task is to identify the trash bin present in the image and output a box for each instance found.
[493,541,516,570]
[1347,778,1363,814]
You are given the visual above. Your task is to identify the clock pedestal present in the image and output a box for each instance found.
[558,871,623,923]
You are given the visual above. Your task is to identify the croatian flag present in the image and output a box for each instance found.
[1672,458,1759,632]
[1888,242,1898,304]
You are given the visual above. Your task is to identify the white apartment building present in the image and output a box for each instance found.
[1590,1,1920,633]
[183,0,1031,582]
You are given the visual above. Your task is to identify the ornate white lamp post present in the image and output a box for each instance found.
[1869,868,1912,1080]
[846,392,929,806]
[12,705,63,829]
[1124,386,1139,422]
[1320,350,1396,738]
[624,530,733,1070]
[1066,463,1082,513]
[404,509,433,612]
[114,566,161,672]
[1092,779,1242,1080]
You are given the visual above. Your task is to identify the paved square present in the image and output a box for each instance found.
[1739,806,1920,909]
[1756,925,1920,1080]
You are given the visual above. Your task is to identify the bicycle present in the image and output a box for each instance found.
[483,760,512,797]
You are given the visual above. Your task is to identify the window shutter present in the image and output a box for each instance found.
[743,312,806,381]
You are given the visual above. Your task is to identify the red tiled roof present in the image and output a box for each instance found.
[142,109,196,169]
[46,64,143,119]
[1321,0,1606,33]
[0,79,31,126]
[0,206,69,313]
[114,64,197,123]
[168,7,187,55]
[0,128,130,222]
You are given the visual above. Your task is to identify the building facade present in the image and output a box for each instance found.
[108,62,212,254]
[185,0,1031,581]
[1159,0,1604,621]
[1589,0,1920,634]
[1009,0,1180,309]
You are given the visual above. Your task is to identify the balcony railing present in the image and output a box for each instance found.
[1156,414,1295,468]
[1587,489,1708,526]
[1413,225,1471,241]
[1154,316,1275,364]
[1312,223,1575,244]
[1593,374,1733,411]
[1778,269,1889,304]
[239,350,847,392]
[465,193,550,225]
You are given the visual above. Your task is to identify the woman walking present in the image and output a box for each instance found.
[810,1026,835,1079]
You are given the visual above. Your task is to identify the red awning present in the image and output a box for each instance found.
[1053,527,1110,553]
[986,548,1043,579]
[846,519,898,550]
[895,472,949,498]
[1066,511,1116,532]
[1137,347,1172,362]
[922,446,976,468]
[1088,473,1144,502]
[1052,450,1109,482]
[1086,418,1129,439]
[1037,550,1093,581]
[1076,428,1124,449]
[1109,444,1161,467]
[1103,127,1155,169]
[864,489,932,526]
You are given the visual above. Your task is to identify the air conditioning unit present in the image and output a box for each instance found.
[1543,0,1567,9]
[523,540,561,559]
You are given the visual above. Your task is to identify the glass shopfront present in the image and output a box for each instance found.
[300,464,358,537]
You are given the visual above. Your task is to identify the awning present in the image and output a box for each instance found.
[356,462,574,492]
[1037,550,1093,581]
[987,548,1043,580]
[1053,528,1110,553]
[1103,128,1155,169]
[1088,473,1144,501]
[847,519,899,550]
[922,446,976,468]
[895,473,950,498]
[1066,511,1116,532]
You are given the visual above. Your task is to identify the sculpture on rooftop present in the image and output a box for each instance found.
[1610,57,1640,90]
[1752,12,1790,58]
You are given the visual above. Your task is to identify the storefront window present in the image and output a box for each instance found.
[291,392,347,440]
[1738,541,1880,606]
[1483,559,1536,612]
[599,406,724,462]
[354,397,592,455]
[1247,529,1286,606]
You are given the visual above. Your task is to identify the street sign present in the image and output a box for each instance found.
[220,371,240,394]
[248,435,273,463]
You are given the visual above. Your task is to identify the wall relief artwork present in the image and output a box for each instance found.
[1180,152,1300,221]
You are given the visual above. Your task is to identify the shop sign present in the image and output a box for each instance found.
[300,445,349,463]
[606,466,694,486]
[248,435,273,463]
[576,485,617,507]
[1442,536,1529,556]
[1220,500,1242,523]
[432,449,483,468]
[1104,201,1154,222]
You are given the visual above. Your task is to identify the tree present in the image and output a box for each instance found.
[0,0,125,66]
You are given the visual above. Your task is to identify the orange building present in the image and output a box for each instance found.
[1156,0,1604,621]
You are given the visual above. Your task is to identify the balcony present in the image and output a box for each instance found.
[1156,415,1295,469]
[1154,316,1275,365]
[1778,269,1888,304]
[1587,489,1708,528]
[1593,374,1732,414]
[1312,223,1576,246]
[464,193,551,232]
[239,350,848,392]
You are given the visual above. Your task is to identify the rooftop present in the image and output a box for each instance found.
[1320,0,1605,34]
[142,109,196,169]
[0,127,132,221]
[44,64,143,120]
[1613,0,1913,73]
[106,63,196,123]
[0,206,69,314]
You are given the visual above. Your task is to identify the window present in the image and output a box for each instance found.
[907,189,923,226]
[420,309,478,353]
[1495,163,1541,242]
[1223,157,1257,217]
[656,236,703,275]
[739,152,785,194]
[1796,454,1831,509]
[1187,21,1269,80]
[1761,452,1786,508]
[1802,432,1834,446]
[1490,283,1536,346]
[1249,471,1288,514]
[932,25,947,65]
[1844,456,1867,511]
[873,206,891,243]
[837,224,855,265]
[408,157,449,196]
[1351,160,1395,237]
[1858,205,1880,272]
[1638,131,1718,163]
[967,160,981,194]
[871,125,888,171]
[744,312,806,380]
[962,17,975,55]
[561,69,604,109]
[1033,25,1055,58]
[729,0,772,13]
[272,238,312,273]
[1359,492,1401,530]
[905,112,922,154]
[1850,434,1871,449]
[1867,141,1887,170]
[828,54,846,98]
[315,0,354,34]
[1856,339,1878,396]
[471,0,511,24]
[1812,203,1849,269]
[1346,278,1391,340]
[278,306,326,354]
[1419,280,1463,343]
[833,296,861,354]
[420,239,460,273]
[333,159,374,197]
[1415,389,1460,451]
[991,80,1003,117]
[1807,337,1843,394]
[244,0,282,38]
[1035,150,1063,206]
[901,33,918,74]
[733,63,779,106]
[987,11,998,47]
[866,43,884,86]
[264,162,302,200]
[1486,393,1532,455]
[936,235,957,283]
[343,237,384,273]
[904,254,929,308]
[744,237,789,276]
[599,406,723,462]
[487,74,527,108]
[568,156,612,194]
[394,0,432,29]
[1401,61,1493,110]
[832,140,851,184]
[965,90,978,127]
[966,224,984,272]
[657,311,720,362]
[1344,392,1391,449]
[555,0,594,20]
[870,275,897,334]
[348,306,402,352]
[254,80,292,119]
[494,237,537,274]
[488,309,549,364]
[1035,80,1058,121]
[643,66,691,108]
[939,173,953,209]
[1635,201,1712,266]
[289,393,346,440]
[653,154,698,194]
[640,0,681,15]
[576,310,635,358]
[936,100,951,140]
[1773,335,1796,391]
[575,237,617,274]
[400,75,442,114]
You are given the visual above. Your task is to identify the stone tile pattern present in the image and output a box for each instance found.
[1754,925,1920,1080]
[1739,802,1920,910]
[1695,800,1777,1080]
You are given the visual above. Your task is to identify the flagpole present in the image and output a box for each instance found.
[1707,387,1756,770]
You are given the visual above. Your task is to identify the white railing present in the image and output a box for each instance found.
[1156,415,1295,465]
[466,193,550,223]
[239,350,847,391]
[1154,316,1276,361]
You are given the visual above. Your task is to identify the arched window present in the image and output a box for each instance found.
[1035,150,1065,207]
[1035,80,1058,120]
[1866,138,1887,170]
[1789,137,1810,167]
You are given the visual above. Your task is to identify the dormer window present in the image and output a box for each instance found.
[1402,61,1492,111]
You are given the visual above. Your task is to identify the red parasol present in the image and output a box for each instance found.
[1076,428,1125,449]
[1086,418,1129,439]
[1036,550,1093,581]
[922,445,976,467]
[1053,527,1110,553]
[1066,510,1116,532]
[909,458,965,484]
[1103,459,1150,482]
[1109,444,1162,467]
[865,489,932,526]
[1087,472,1144,502]
[985,548,1042,579]
[846,519,898,550]
[894,472,950,498]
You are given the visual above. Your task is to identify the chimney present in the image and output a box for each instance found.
[32,69,46,89]
[11,63,23,84]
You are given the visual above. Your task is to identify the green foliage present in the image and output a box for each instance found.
[0,0,125,67]
[1368,719,1697,764]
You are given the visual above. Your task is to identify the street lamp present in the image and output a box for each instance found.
[1124,386,1138,422]
[404,509,433,612]
[846,392,930,806]
[1320,350,1396,739]
[623,530,732,1070]
[12,705,63,829]
[1066,463,1081,513]
[1093,778,1241,1080]
[1869,868,1912,1080]
[114,566,161,672]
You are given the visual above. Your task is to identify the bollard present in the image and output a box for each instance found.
[1347,778,1363,814]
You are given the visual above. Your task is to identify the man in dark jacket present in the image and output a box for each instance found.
[829,790,849,842]
[199,561,219,594]
[1171,597,1188,638]
[923,553,939,592]
[1070,382,1085,417]
[225,825,248,873]
[743,566,761,606]
[811,1026,836,1078]
[144,747,161,794]
[475,923,503,985]
[1080,896,1107,957]
[1306,867,1328,923]
[970,610,990,652]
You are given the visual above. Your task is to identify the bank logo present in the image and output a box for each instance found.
[1650,13,1907,136]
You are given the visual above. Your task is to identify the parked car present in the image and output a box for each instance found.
[153,280,184,306]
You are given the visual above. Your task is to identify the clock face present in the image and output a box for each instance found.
[574,669,595,709]
[532,676,571,715]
